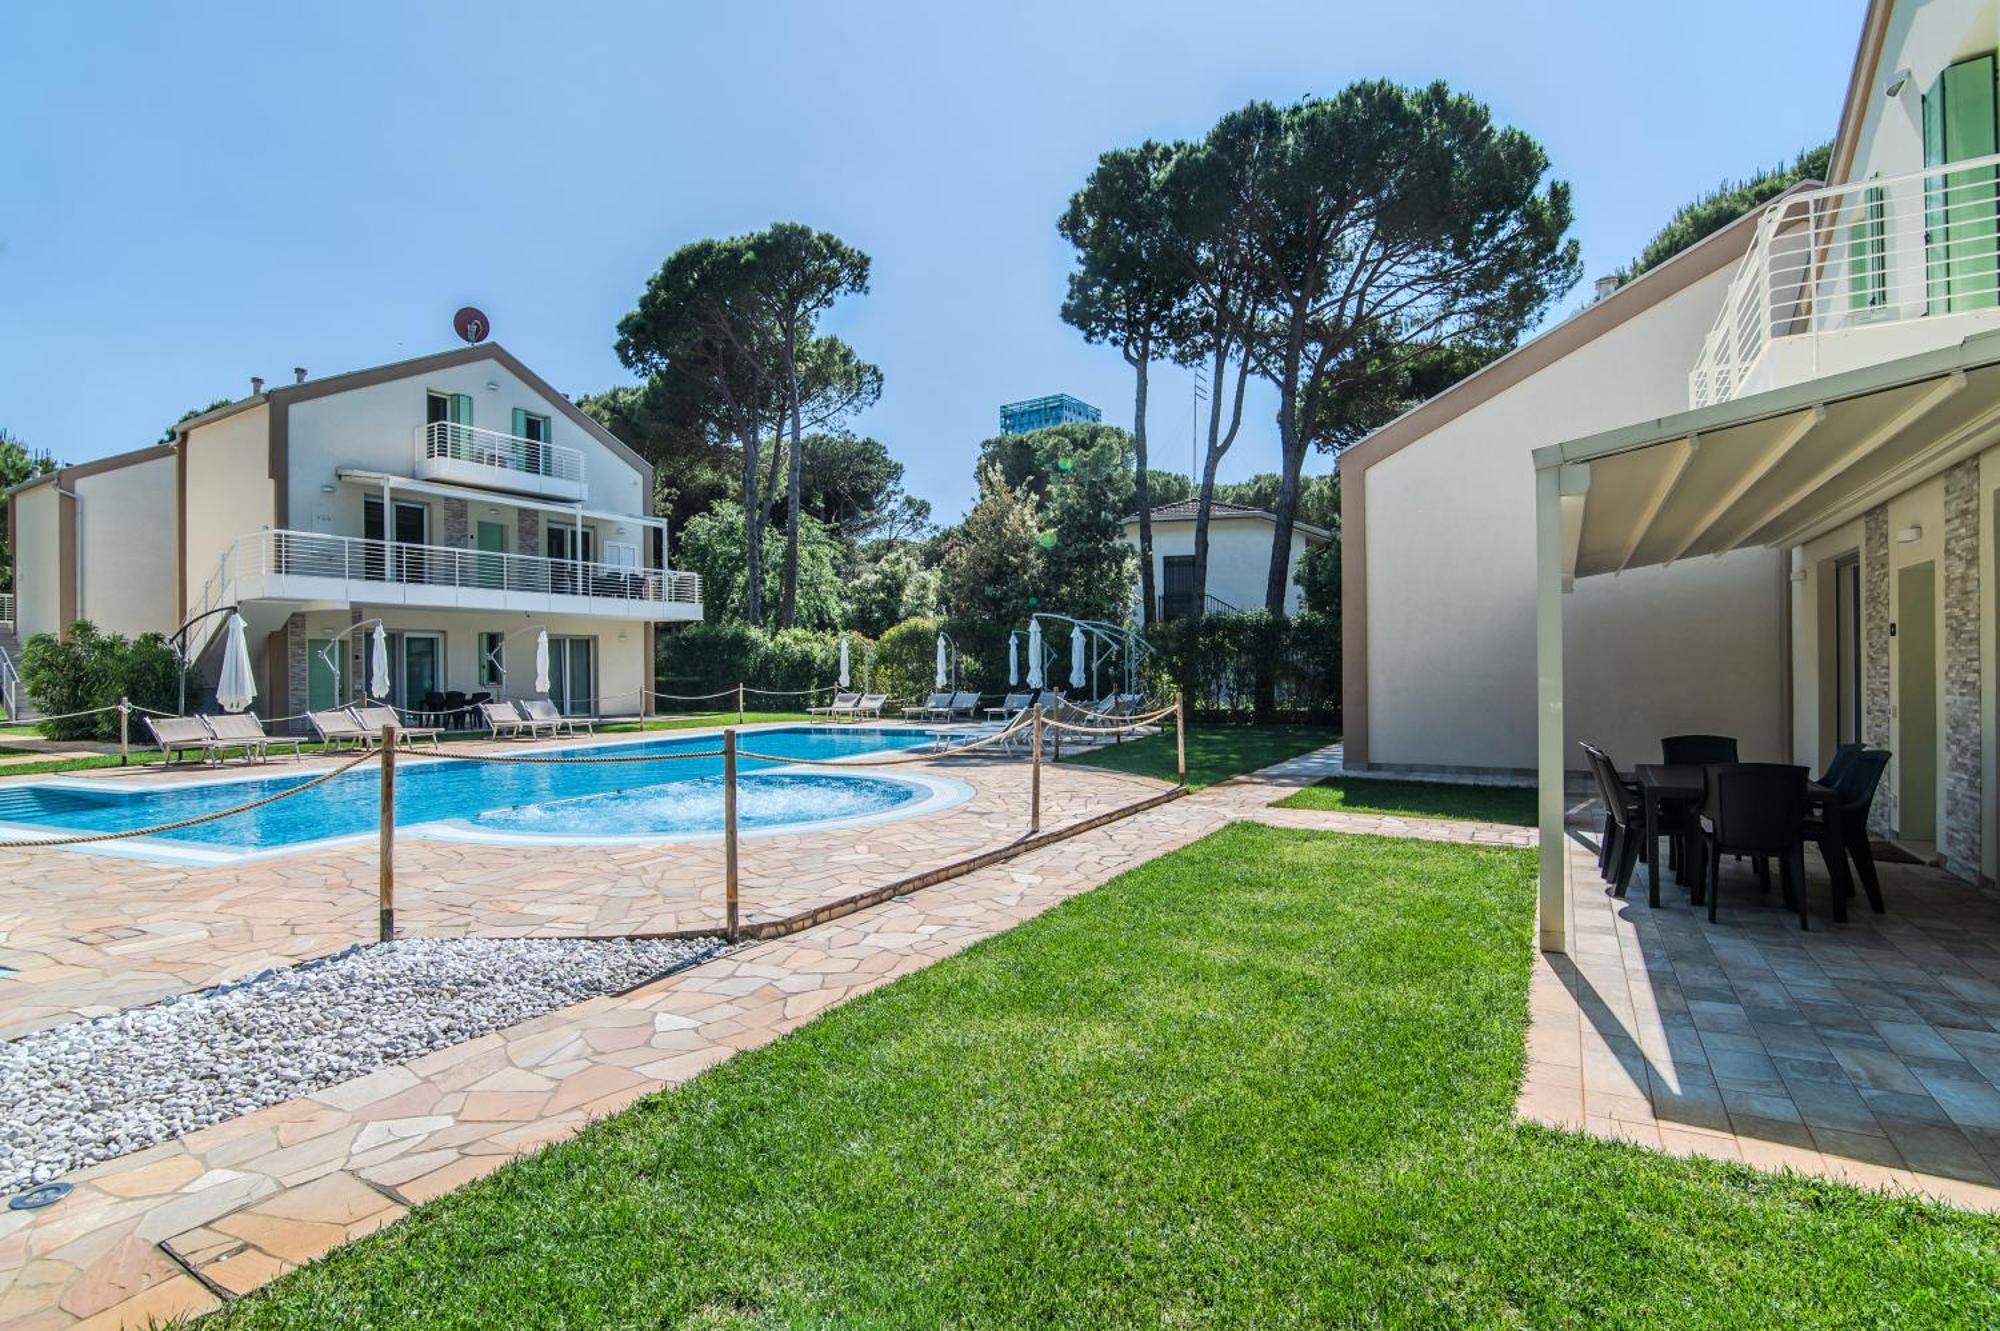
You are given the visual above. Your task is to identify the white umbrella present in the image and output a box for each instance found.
[368,623,391,700]
[1070,623,1087,690]
[1007,632,1019,687]
[837,635,851,689]
[534,628,552,695]
[216,613,257,713]
[1026,618,1044,689]
[935,633,948,691]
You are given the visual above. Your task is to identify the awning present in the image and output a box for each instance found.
[1529,329,2000,956]
[334,469,666,531]
[1535,330,2000,582]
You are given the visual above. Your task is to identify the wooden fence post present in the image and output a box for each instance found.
[1030,704,1043,835]
[379,725,396,942]
[1175,693,1187,787]
[723,727,740,941]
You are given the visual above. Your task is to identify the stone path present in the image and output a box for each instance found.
[9,739,1992,1327]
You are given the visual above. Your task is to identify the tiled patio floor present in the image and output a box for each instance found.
[1521,824,2000,1211]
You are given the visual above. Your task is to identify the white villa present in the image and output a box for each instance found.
[1123,500,1330,621]
[1347,0,2000,952]
[6,344,700,725]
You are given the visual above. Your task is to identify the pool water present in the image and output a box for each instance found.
[0,727,942,855]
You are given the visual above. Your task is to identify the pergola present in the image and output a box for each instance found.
[1532,330,2000,952]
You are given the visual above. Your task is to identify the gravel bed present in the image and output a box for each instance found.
[0,935,726,1195]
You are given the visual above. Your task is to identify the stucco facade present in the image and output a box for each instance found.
[1122,504,1327,619]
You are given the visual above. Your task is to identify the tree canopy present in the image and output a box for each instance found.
[1621,142,1831,281]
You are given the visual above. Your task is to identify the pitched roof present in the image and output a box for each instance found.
[1125,499,1332,542]
[169,343,653,485]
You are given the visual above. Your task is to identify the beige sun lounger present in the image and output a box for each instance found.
[352,705,443,750]
[984,691,1034,721]
[145,715,226,765]
[480,700,544,740]
[308,708,373,750]
[811,692,862,717]
[521,697,593,737]
[202,711,304,763]
[901,691,953,721]
[851,694,887,720]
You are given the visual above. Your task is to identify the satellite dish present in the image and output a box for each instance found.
[453,307,490,344]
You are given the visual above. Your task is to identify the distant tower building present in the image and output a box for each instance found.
[999,393,1102,435]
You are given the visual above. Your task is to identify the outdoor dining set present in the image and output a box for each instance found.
[1583,733,1892,930]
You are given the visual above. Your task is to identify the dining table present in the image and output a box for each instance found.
[1632,764,1854,920]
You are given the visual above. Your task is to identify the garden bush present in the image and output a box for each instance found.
[19,621,183,740]
[653,622,877,706]
[1143,609,1337,723]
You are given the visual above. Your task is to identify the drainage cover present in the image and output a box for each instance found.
[9,1181,71,1211]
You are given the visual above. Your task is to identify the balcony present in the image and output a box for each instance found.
[415,421,587,501]
[191,529,700,639]
[1691,153,2000,408]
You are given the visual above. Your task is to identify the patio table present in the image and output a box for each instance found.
[1633,764,1852,920]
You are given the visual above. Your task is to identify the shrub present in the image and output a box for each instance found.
[18,621,182,741]
[871,616,943,703]
[653,623,877,707]
[1143,609,1338,724]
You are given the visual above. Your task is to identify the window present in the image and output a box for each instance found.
[426,391,473,427]
[1922,53,2000,313]
[512,408,552,442]
[478,632,505,687]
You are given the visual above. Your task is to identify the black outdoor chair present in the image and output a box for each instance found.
[1663,734,1740,766]
[1583,742,1688,897]
[443,690,469,730]
[1698,763,1810,929]
[1816,742,1862,789]
[1804,748,1891,915]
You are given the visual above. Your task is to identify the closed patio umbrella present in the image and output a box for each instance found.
[216,613,256,713]
[1007,632,1019,687]
[368,624,391,701]
[1026,618,1044,689]
[838,635,851,689]
[534,629,551,695]
[935,633,948,691]
[1070,623,1086,690]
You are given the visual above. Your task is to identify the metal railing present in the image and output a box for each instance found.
[0,642,19,721]
[1157,592,1238,621]
[1692,152,2000,407]
[179,530,699,660]
[417,420,586,489]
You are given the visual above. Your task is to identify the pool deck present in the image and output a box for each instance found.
[0,722,1169,1041]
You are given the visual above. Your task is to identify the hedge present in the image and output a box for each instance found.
[18,621,182,740]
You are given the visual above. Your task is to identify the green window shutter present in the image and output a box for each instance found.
[1939,55,1999,311]
[452,393,473,426]
[512,407,527,437]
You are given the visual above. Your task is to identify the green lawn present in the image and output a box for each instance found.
[1276,775,1538,826]
[1059,722,1337,789]
[201,825,1996,1328]
[0,712,819,780]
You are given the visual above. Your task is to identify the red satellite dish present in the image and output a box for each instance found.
[453,307,490,344]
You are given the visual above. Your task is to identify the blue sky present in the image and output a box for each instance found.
[2,0,1860,520]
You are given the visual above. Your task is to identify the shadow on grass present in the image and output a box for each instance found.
[1276,776,1536,826]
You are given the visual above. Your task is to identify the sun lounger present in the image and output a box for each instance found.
[521,697,593,737]
[947,690,982,719]
[146,715,227,765]
[852,694,887,720]
[984,691,1035,721]
[202,711,303,763]
[810,692,862,717]
[901,691,953,721]
[352,706,443,750]
[308,708,373,750]
[480,700,543,740]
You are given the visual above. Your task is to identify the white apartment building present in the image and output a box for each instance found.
[1123,500,1329,621]
[6,344,700,725]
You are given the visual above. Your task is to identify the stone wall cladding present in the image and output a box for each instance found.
[517,509,541,562]
[441,498,470,549]
[284,613,307,733]
[1942,459,1982,880]
[1863,505,1893,835]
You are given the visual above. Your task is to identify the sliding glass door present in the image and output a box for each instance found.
[546,636,595,716]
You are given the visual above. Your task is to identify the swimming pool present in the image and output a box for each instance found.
[0,727,966,863]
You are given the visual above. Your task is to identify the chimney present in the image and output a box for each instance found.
[250,376,265,395]
[293,366,307,384]
[1592,275,1620,304]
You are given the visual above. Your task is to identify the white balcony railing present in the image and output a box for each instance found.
[1691,151,2000,407]
[184,529,699,658]
[416,421,587,499]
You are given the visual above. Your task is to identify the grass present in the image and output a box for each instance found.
[1059,722,1337,790]
[1276,775,1538,825]
[0,712,821,780]
[202,824,1998,1328]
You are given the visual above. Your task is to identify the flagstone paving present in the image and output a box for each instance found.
[9,738,2000,1327]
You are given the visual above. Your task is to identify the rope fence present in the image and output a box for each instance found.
[2,695,1188,945]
